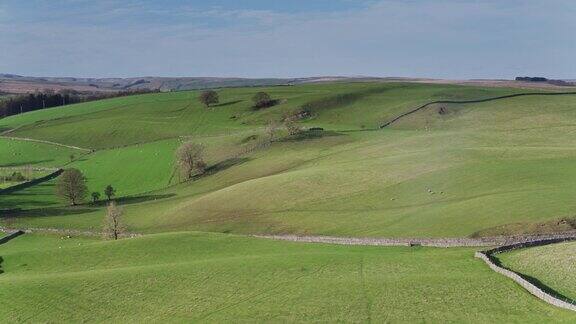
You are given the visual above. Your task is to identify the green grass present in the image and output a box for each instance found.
[0,137,81,168]
[498,241,576,302]
[0,232,574,322]
[0,83,525,149]
[4,85,576,238]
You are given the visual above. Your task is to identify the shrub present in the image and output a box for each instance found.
[199,90,219,108]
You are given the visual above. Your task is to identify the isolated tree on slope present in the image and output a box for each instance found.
[199,90,219,108]
[55,168,87,205]
[252,92,272,109]
[175,141,206,181]
[103,201,125,240]
[104,185,116,201]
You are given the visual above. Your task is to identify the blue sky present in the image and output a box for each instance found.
[0,0,574,79]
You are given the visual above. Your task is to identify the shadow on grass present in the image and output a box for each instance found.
[278,129,344,142]
[91,193,176,207]
[1,206,99,219]
[491,254,576,305]
[213,100,243,108]
[0,257,3,274]
[191,157,250,181]
[1,193,176,219]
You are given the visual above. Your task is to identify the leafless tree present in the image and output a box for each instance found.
[175,141,206,181]
[103,201,125,240]
[265,120,280,141]
[284,117,302,136]
[55,168,87,205]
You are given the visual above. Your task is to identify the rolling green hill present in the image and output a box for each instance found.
[1,232,574,322]
[3,82,576,238]
[2,81,576,320]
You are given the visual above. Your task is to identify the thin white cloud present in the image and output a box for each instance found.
[0,0,574,78]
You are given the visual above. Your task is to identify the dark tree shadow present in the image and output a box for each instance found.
[279,129,344,142]
[193,157,250,180]
[0,257,4,274]
[1,207,99,219]
[93,193,176,206]
[1,193,177,220]
[212,100,243,108]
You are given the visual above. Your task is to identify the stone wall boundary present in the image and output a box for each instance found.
[379,91,576,128]
[0,168,63,196]
[475,236,576,312]
[0,230,25,245]
[254,232,576,247]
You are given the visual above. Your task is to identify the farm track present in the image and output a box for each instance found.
[380,91,576,128]
[0,135,92,152]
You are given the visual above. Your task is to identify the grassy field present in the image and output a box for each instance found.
[0,232,574,322]
[498,241,576,302]
[0,137,82,168]
[0,83,523,149]
[2,82,576,321]
[3,84,576,238]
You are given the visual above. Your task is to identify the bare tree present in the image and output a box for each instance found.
[284,117,302,136]
[55,168,87,205]
[175,141,206,181]
[103,201,125,240]
[199,90,219,108]
[265,120,280,141]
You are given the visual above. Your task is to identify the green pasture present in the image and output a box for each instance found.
[0,137,81,168]
[0,232,574,322]
[0,83,525,149]
[499,241,576,302]
[3,85,576,239]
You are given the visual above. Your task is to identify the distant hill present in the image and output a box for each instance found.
[0,74,382,94]
[1,74,574,94]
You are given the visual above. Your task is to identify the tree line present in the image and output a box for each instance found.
[0,89,160,118]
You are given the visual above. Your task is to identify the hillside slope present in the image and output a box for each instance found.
[3,83,576,238]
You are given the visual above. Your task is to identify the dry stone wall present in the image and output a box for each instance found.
[476,237,576,312]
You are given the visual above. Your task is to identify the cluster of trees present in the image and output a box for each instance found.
[0,89,159,118]
[55,169,116,205]
[55,169,123,240]
[0,92,81,117]
[197,90,278,109]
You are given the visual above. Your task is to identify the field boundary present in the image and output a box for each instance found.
[380,91,576,128]
[0,168,63,195]
[0,230,25,245]
[0,135,92,152]
[0,226,142,238]
[475,237,576,312]
[253,232,576,247]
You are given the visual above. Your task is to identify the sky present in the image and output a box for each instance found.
[0,0,574,79]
